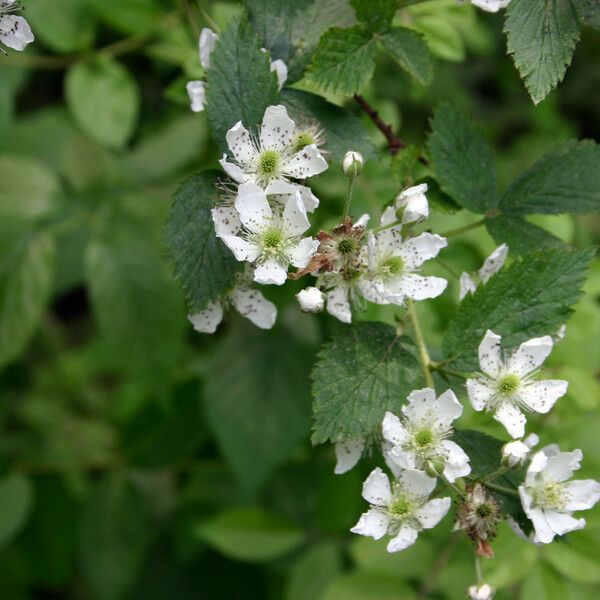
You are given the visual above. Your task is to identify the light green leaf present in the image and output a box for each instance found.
[204,318,312,496]
[500,140,600,215]
[350,0,397,32]
[312,322,423,444]
[83,0,164,35]
[322,572,413,600]
[505,0,580,104]
[443,248,594,371]
[65,57,140,149]
[307,26,378,96]
[379,26,433,85]
[543,542,600,584]
[205,17,279,151]
[287,542,342,600]
[164,172,242,313]
[195,507,305,563]
[556,365,600,410]
[0,475,34,546]
[408,14,464,62]
[428,103,498,213]
[520,563,569,600]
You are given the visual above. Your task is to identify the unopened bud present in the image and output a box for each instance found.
[425,458,445,478]
[342,151,363,177]
[296,287,325,313]
[502,439,531,468]
[468,583,495,600]
[395,183,429,225]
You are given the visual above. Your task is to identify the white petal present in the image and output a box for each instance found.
[0,15,34,51]
[397,274,447,301]
[382,411,409,446]
[386,524,418,553]
[502,440,530,467]
[270,59,288,90]
[188,302,223,334]
[199,27,218,69]
[494,402,526,438]
[509,335,554,377]
[362,467,392,506]
[282,144,328,179]
[287,237,318,269]
[296,287,325,313]
[326,283,352,323]
[478,330,502,378]
[355,213,370,228]
[387,445,416,470]
[524,433,539,449]
[253,259,287,285]
[260,104,295,152]
[441,440,471,482]
[221,235,260,262]
[351,508,390,540]
[226,121,255,165]
[478,244,508,283]
[459,272,477,301]
[543,449,582,483]
[398,233,447,269]
[415,497,451,529]
[518,380,567,414]
[399,469,436,498]
[384,445,405,477]
[466,378,495,411]
[519,486,556,544]
[211,206,241,238]
[471,0,511,13]
[563,480,600,511]
[526,449,550,486]
[380,205,397,227]
[396,184,429,225]
[404,388,462,428]
[544,510,586,537]
[219,154,247,183]
[230,286,277,329]
[266,180,319,212]
[186,80,206,112]
[283,193,310,236]
[334,439,365,475]
[235,183,272,233]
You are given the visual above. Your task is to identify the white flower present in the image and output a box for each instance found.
[468,583,495,600]
[519,445,600,544]
[502,433,539,468]
[383,388,471,483]
[186,80,206,113]
[342,151,363,176]
[0,1,34,52]
[219,105,328,188]
[335,438,366,474]
[466,331,568,438]
[261,51,288,89]
[296,286,324,312]
[351,467,451,553]
[323,272,370,324]
[199,27,218,70]
[221,183,318,285]
[359,211,447,306]
[470,0,511,13]
[459,244,508,301]
[395,183,429,225]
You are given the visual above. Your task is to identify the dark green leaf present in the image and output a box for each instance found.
[287,542,343,600]
[205,17,279,150]
[499,140,600,215]
[443,248,594,371]
[379,26,433,85]
[350,0,397,32]
[0,475,34,546]
[505,0,580,104]
[164,172,242,312]
[312,322,423,444]
[573,0,600,29]
[83,0,164,35]
[428,103,498,213]
[307,26,378,96]
[520,563,569,600]
[485,215,564,256]
[323,572,412,600]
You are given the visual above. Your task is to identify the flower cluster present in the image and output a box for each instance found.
[0,1,34,52]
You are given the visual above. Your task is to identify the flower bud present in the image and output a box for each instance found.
[468,583,495,600]
[395,183,429,225]
[296,287,325,313]
[342,151,363,177]
[425,458,445,478]
[502,440,529,468]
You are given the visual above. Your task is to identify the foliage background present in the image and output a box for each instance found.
[0,0,599,599]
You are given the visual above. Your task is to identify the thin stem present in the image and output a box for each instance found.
[441,474,466,499]
[434,366,470,380]
[482,465,510,483]
[372,217,402,234]
[436,258,460,279]
[475,556,483,584]
[343,175,356,220]
[406,300,434,388]
[484,481,519,497]
[441,218,486,239]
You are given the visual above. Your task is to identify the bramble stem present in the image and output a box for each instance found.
[484,481,519,497]
[482,465,510,483]
[441,218,486,238]
[406,300,434,388]
[343,175,356,220]
[475,556,483,583]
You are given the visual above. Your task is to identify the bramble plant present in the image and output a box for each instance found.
[1,1,600,599]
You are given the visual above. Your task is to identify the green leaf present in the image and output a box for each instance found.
[379,26,433,85]
[428,103,498,213]
[350,0,397,32]
[0,475,34,546]
[520,563,569,600]
[443,248,594,371]
[287,542,342,600]
[164,172,241,313]
[307,26,378,96]
[323,572,413,600]
[83,0,164,35]
[205,17,279,151]
[0,226,56,370]
[195,507,305,563]
[283,89,376,162]
[79,476,153,600]
[573,0,600,29]
[499,140,600,215]
[485,215,564,257]
[65,57,140,149]
[505,0,580,104]
[204,318,312,496]
[543,542,600,584]
[312,322,423,444]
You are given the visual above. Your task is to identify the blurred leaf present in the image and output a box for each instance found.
[66,57,140,149]
[443,248,594,371]
[485,215,564,256]
[83,0,164,35]
[408,14,464,62]
[520,562,569,600]
[379,27,433,85]
[195,507,305,563]
[322,572,413,600]
[164,172,242,313]
[543,542,600,584]
[428,103,498,213]
[286,542,342,600]
[556,365,600,410]
[573,0,600,29]
[205,17,279,150]
[312,322,423,444]
[204,318,312,496]
[0,475,34,546]
[351,0,397,32]
[505,0,580,104]
[307,26,378,96]
[499,140,600,215]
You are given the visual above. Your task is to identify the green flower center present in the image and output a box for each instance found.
[337,238,356,255]
[476,503,495,518]
[380,256,404,277]
[261,228,283,251]
[414,428,434,448]
[498,374,521,395]
[293,132,315,152]
[343,269,362,282]
[258,150,281,176]
[535,481,566,509]
[390,497,412,517]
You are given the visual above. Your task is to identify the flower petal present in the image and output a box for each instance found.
[270,59,288,90]
[230,286,277,329]
[235,183,272,233]
[226,121,255,165]
[386,524,418,553]
[334,439,365,475]
[287,237,318,269]
[382,411,409,446]
[283,144,328,179]
[351,508,390,540]
[415,497,451,529]
[399,469,436,498]
[520,486,556,543]
[221,235,260,262]
[211,206,241,238]
[494,402,526,438]
[466,378,495,411]
[188,302,223,334]
[260,104,295,152]
[219,154,247,183]
[459,272,477,301]
[519,380,567,414]
[253,259,287,285]
[396,274,447,301]
[362,467,392,506]
[478,244,508,283]
[283,193,310,236]
[199,27,218,69]
[478,330,502,377]
[441,440,471,482]
[509,335,554,377]
[326,283,352,323]
[398,233,447,269]
[543,449,582,483]
[186,80,206,112]
[266,180,319,212]
[544,510,586,537]
[0,15,34,51]
[563,480,600,511]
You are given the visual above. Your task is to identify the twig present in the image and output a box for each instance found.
[441,218,486,238]
[406,300,434,388]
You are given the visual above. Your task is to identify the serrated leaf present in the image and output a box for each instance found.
[0,475,34,546]
[499,140,600,215]
[505,0,580,104]
[307,26,378,96]
[350,0,397,32]
[312,322,423,444]
[283,88,375,162]
[379,26,433,85]
[205,17,279,150]
[203,318,312,497]
[485,215,564,257]
[164,172,241,312]
[443,248,594,371]
[428,103,498,213]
